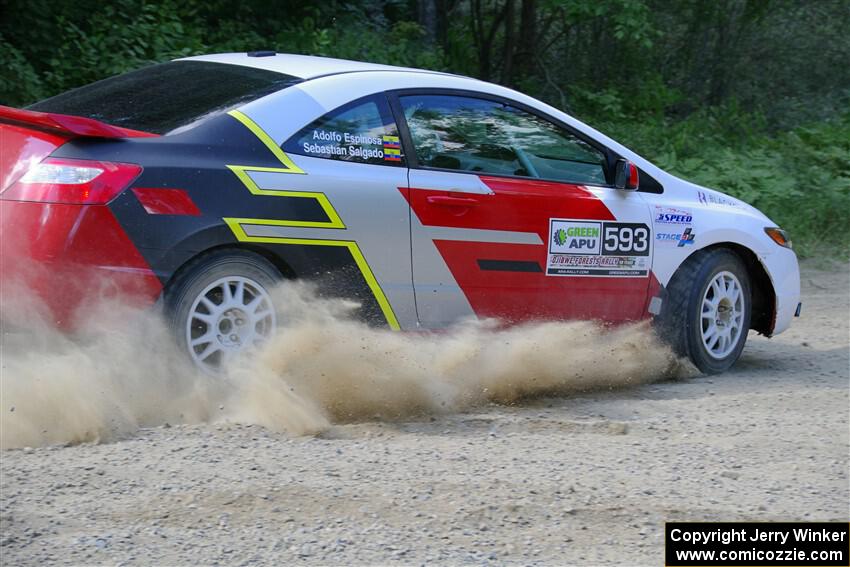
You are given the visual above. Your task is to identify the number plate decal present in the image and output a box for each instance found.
[547,218,651,277]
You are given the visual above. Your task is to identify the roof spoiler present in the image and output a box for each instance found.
[0,105,157,139]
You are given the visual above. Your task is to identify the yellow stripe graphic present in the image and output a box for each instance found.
[224,112,398,329]
[227,110,304,174]
[224,166,344,228]
[224,218,401,331]
[226,111,343,229]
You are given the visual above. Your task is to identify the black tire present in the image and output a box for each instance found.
[656,248,752,374]
[163,249,281,370]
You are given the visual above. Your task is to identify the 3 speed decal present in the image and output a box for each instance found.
[547,219,651,277]
[654,206,693,224]
[654,205,696,247]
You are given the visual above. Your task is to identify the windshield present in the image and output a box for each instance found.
[28,61,300,135]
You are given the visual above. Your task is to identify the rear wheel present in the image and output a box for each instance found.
[657,248,752,374]
[164,250,280,372]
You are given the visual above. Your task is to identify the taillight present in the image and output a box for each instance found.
[0,157,142,205]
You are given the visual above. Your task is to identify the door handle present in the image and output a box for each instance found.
[426,195,479,207]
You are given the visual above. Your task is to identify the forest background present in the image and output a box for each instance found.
[2,0,847,255]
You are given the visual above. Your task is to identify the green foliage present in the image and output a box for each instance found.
[620,113,850,257]
[1,0,847,255]
[42,1,205,93]
[0,0,206,106]
[319,21,444,70]
[0,1,441,106]
[0,35,44,105]
[561,0,659,48]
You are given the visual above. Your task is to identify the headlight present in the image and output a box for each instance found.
[764,227,792,249]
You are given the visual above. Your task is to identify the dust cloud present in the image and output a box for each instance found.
[0,281,678,450]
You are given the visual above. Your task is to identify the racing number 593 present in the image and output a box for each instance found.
[603,223,650,255]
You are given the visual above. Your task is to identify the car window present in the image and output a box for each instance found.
[399,94,606,185]
[28,61,301,135]
[284,94,404,167]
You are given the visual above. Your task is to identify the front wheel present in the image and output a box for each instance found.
[164,250,280,372]
[657,248,752,374]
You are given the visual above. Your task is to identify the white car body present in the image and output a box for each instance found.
[181,52,800,337]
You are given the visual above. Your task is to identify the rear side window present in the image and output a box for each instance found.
[27,61,300,135]
[283,94,404,167]
[399,94,606,185]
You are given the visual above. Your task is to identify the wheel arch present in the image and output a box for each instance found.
[691,242,776,337]
[161,243,297,294]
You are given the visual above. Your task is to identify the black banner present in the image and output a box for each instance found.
[665,522,849,566]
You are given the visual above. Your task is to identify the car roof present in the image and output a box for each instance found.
[177,52,450,80]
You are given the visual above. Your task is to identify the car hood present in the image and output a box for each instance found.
[674,177,774,224]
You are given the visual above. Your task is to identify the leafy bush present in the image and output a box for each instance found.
[0,35,44,105]
[1,0,846,256]
[595,111,850,257]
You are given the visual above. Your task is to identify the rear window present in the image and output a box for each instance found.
[27,61,300,135]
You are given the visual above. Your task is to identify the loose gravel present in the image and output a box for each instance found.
[1,262,847,566]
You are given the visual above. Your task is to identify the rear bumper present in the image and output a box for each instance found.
[0,200,163,328]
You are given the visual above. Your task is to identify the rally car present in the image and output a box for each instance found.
[0,52,801,374]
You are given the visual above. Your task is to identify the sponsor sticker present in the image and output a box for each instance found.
[697,190,738,207]
[547,218,651,277]
[677,227,695,246]
[301,129,402,162]
[656,227,696,247]
[382,135,402,162]
[550,220,602,255]
[654,206,693,225]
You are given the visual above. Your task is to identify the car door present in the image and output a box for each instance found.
[392,92,655,328]
[249,93,415,329]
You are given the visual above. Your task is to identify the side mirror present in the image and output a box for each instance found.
[614,159,639,191]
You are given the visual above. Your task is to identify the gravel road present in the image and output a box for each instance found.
[1,262,848,566]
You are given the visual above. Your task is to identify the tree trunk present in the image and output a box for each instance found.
[513,0,537,85]
[502,0,517,85]
[417,0,438,44]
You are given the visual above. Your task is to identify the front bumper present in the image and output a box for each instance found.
[759,245,801,336]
